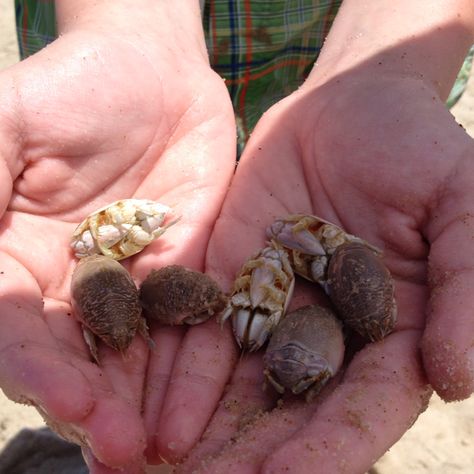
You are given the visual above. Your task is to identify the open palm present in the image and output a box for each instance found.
[180,68,474,473]
[0,27,235,472]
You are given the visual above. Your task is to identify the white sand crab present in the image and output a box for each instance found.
[71,199,178,260]
[221,244,295,352]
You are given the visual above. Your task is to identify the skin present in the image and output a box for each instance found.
[176,1,474,472]
[186,75,473,473]
[0,1,235,472]
[0,0,473,473]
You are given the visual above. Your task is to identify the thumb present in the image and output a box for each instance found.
[422,153,474,401]
[0,68,26,217]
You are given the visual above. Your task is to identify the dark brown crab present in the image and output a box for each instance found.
[139,265,228,325]
[71,254,152,361]
[326,241,397,341]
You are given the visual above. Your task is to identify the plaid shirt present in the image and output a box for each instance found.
[202,1,342,147]
[14,0,473,150]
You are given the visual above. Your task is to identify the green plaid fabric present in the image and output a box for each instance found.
[447,44,474,108]
[14,0,473,151]
[15,0,56,59]
[202,1,342,148]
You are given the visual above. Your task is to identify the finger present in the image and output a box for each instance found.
[155,320,238,463]
[98,336,149,409]
[38,378,146,469]
[197,331,430,473]
[76,396,146,468]
[43,298,91,355]
[2,311,147,468]
[143,323,186,463]
[0,253,94,422]
[0,340,94,421]
[82,447,146,474]
[41,298,148,468]
[0,73,22,219]
[423,181,474,401]
[185,397,314,474]
[177,285,332,473]
[184,378,340,473]
[0,253,146,468]
[0,159,14,218]
[262,331,430,474]
[177,353,277,473]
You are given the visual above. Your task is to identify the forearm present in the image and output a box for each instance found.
[308,0,474,99]
[55,0,207,59]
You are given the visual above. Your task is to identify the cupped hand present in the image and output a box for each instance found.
[178,65,474,472]
[0,16,235,472]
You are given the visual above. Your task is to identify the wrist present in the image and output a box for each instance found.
[55,0,208,61]
[304,0,474,100]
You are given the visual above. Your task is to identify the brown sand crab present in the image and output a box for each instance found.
[70,254,153,361]
[139,265,228,326]
[263,304,345,401]
[326,241,397,341]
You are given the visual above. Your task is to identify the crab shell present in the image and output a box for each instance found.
[267,214,380,286]
[221,245,295,352]
[326,241,397,341]
[139,265,228,325]
[263,304,345,401]
[71,199,178,261]
[70,254,151,360]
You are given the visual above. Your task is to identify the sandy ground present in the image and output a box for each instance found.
[0,1,473,473]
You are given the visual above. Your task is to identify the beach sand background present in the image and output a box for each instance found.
[0,1,473,472]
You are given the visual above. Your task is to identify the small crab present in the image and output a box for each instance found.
[267,214,380,287]
[221,244,295,352]
[263,304,345,401]
[326,241,397,341]
[139,265,228,326]
[71,199,179,260]
[70,254,153,362]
